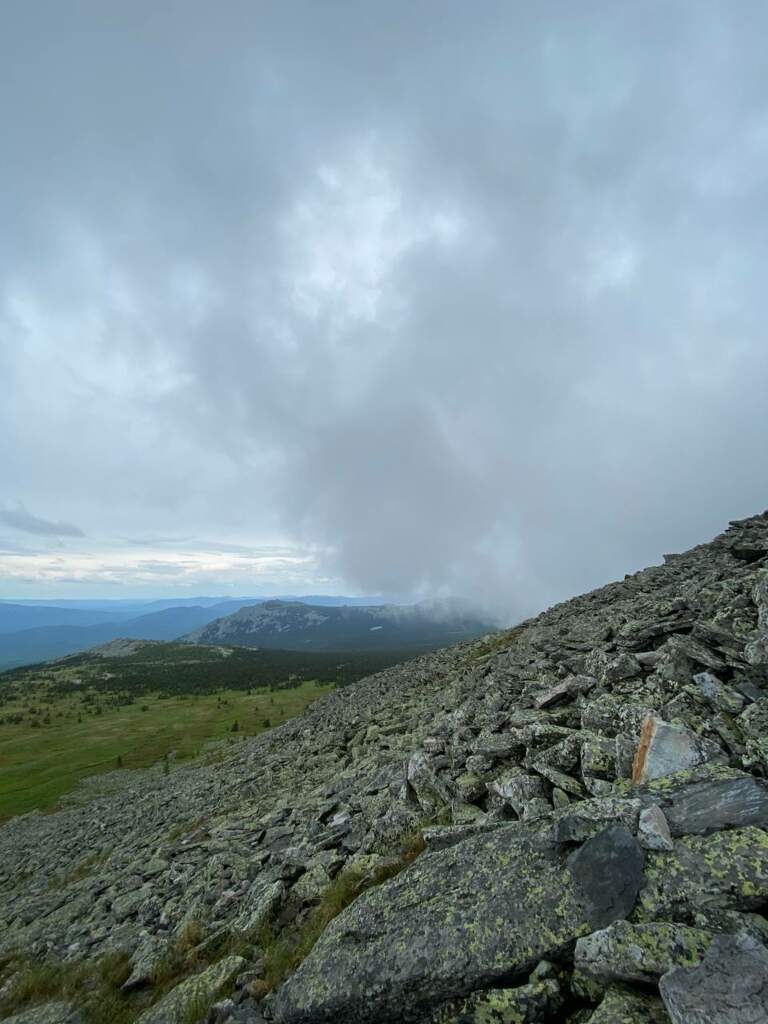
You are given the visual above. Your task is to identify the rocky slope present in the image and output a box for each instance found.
[2,513,768,1023]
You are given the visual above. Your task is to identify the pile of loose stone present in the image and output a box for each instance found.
[2,513,768,1023]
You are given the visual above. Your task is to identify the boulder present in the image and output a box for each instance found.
[694,672,745,714]
[635,826,768,921]
[660,930,768,1023]
[632,715,726,783]
[232,879,285,936]
[575,920,711,984]
[660,773,768,837]
[489,771,547,816]
[552,797,641,844]
[273,825,644,1024]
[534,675,596,709]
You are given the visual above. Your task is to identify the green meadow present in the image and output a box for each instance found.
[0,680,328,820]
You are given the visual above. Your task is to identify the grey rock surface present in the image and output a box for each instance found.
[660,930,768,1024]
[273,825,642,1023]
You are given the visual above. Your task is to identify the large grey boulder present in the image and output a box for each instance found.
[660,931,768,1023]
[273,825,643,1024]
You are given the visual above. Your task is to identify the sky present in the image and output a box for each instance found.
[1,1,767,617]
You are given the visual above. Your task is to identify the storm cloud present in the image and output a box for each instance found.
[1,1,767,612]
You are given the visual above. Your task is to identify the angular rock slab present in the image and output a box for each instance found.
[660,930,768,1023]
[661,773,768,837]
[632,714,725,783]
[273,825,643,1024]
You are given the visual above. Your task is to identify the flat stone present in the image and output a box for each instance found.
[575,920,712,984]
[273,825,644,1024]
[660,930,768,1023]
[632,714,726,783]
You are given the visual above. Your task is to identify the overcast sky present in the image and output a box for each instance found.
[1,1,767,616]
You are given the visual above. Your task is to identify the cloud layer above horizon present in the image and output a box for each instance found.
[2,1,767,614]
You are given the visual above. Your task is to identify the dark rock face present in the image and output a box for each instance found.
[273,826,641,1024]
[659,931,768,1023]
[567,825,644,928]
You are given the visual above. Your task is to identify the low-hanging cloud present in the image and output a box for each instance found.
[0,505,85,539]
[1,1,767,612]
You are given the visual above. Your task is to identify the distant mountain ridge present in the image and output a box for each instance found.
[183,598,494,652]
[0,596,491,668]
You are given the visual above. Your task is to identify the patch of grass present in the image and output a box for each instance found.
[0,952,135,1024]
[0,926,252,1024]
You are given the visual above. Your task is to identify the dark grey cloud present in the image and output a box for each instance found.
[0,506,84,538]
[1,1,767,610]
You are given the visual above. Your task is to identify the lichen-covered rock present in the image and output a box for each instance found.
[634,827,768,921]
[438,961,563,1022]
[589,985,669,1023]
[273,826,643,1024]
[660,930,768,1023]
[232,879,284,936]
[135,955,245,1024]
[575,919,711,984]
[552,797,641,844]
